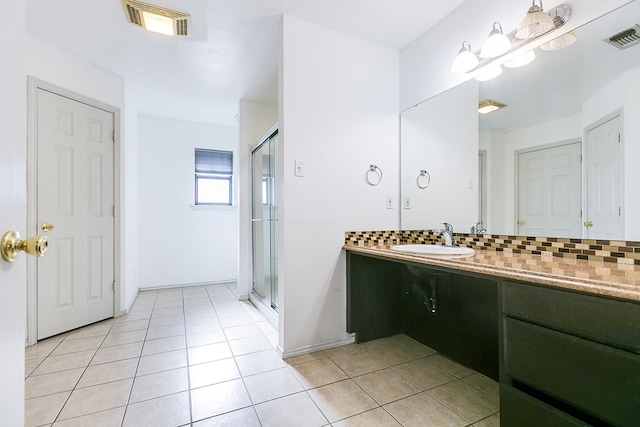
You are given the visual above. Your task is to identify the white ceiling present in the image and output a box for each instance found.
[26,0,466,127]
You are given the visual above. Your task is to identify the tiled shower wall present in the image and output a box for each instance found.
[344,230,640,265]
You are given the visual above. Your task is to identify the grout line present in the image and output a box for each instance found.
[27,285,499,426]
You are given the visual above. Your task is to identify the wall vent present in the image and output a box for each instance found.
[121,0,190,36]
[605,24,640,50]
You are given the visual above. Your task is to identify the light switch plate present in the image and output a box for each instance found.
[386,196,393,209]
[294,160,304,177]
[404,197,411,209]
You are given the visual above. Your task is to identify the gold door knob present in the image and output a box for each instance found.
[41,223,55,232]
[1,231,48,262]
[517,220,526,225]
[583,221,593,228]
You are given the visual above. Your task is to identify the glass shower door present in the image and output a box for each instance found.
[251,130,278,312]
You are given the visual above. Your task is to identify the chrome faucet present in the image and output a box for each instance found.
[435,222,454,246]
[471,221,487,234]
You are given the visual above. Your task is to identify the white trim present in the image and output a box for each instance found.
[26,77,122,345]
[140,280,237,291]
[281,335,357,359]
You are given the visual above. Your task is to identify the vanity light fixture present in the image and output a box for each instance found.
[480,22,512,58]
[122,0,191,36]
[478,99,507,114]
[451,3,572,78]
[516,0,555,40]
[451,41,479,73]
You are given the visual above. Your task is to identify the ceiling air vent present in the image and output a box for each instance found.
[605,24,640,50]
[121,0,190,37]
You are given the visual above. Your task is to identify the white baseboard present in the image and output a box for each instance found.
[140,280,237,291]
[282,335,356,359]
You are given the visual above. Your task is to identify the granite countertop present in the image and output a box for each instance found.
[344,245,640,302]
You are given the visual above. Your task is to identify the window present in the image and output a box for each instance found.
[194,149,233,205]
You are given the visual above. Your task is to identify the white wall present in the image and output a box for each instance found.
[0,1,26,423]
[582,66,640,240]
[279,15,399,356]
[400,0,631,111]
[238,100,278,298]
[401,81,479,232]
[137,116,239,288]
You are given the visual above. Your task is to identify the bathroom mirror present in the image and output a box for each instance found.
[400,0,640,240]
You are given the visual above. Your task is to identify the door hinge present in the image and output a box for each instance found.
[113,281,116,292]
[618,133,621,143]
[113,131,117,143]
[113,205,116,217]
[619,207,621,216]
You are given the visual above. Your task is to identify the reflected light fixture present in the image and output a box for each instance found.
[451,41,479,73]
[505,49,536,68]
[478,99,507,114]
[516,0,555,39]
[540,31,576,50]
[122,0,191,36]
[475,66,502,81]
[480,22,512,58]
[541,13,577,50]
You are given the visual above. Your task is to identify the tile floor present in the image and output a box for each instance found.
[25,283,500,426]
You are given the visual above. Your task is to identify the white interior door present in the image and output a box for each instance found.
[517,142,582,237]
[585,115,623,239]
[36,88,115,339]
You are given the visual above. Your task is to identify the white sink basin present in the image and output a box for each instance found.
[391,244,475,257]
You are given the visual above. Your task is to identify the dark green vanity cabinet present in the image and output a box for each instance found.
[501,281,640,427]
[401,264,499,380]
[346,252,499,380]
[346,253,404,342]
[346,250,640,426]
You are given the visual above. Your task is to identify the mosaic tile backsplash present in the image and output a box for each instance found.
[344,230,640,266]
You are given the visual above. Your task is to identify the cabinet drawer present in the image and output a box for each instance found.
[500,384,587,427]
[503,281,640,352]
[504,317,640,426]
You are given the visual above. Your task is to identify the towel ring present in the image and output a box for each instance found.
[417,170,431,189]
[365,165,382,186]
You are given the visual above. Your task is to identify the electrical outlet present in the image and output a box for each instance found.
[386,196,393,209]
[404,197,411,209]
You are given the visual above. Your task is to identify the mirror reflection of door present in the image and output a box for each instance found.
[517,141,582,237]
[585,114,623,239]
[478,151,487,229]
[251,130,278,314]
